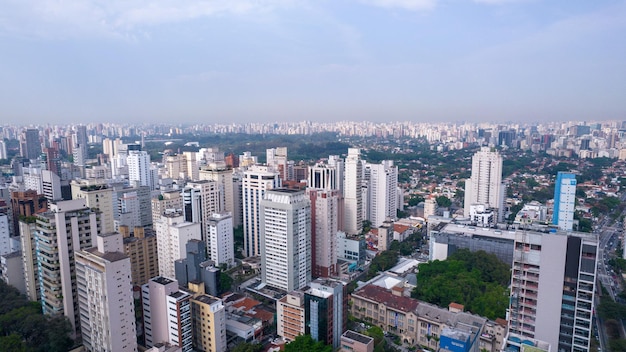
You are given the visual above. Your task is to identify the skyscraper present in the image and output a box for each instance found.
[190,294,227,352]
[21,128,41,160]
[464,147,505,222]
[155,210,202,279]
[261,189,311,292]
[182,180,222,243]
[343,148,363,235]
[553,172,577,232]
[71,180,115,234]
[365,160,398,227]
[207,212,234,268]
[151,190,184,228]
[242,165,280,257]
[267,147,290,181]
[34,199,100,337]
[142,277,193,351]
[0,140,7,160]
[73,125,89,169]
[75,232,137,352]
[120,226,159,287]
[199,163,235,225]
[127,150,155,190]
[307,189,340,278]
[304,278,347,349]
[507,230,598,351]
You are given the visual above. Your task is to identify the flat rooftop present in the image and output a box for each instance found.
[343,330,373,345]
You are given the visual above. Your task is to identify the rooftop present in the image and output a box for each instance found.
[152,276,176,286]
[342,330,374,345]
[353,284,419,313]
[85,247,129,262]
[194,294,219,305]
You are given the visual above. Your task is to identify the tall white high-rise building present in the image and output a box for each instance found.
[183,180,222,243]
[365,160,398,227]
[142,277,193,351]
[553,172,577,231]
[267,147,290,181]
[207,212,234,268]
[76,232,137,352]
[155,211,202,279]
[464,147,505,222]
[261,189,311,292]
[242,165,281,257]
[127,150,154,190]
[0,140,7,160]
[307,189,340,278]
[343,148,363,235]
[34,199,100,337]
[199,163,235,224]
[19,220,40,302]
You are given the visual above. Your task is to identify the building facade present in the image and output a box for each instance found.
[75,233,137,352]
[155,211,202,279]
[34,199,100,337]
[553,172,577,231]
[464,147,505,222]
[343,148,363,235]
[207,212,234,268]
[261,189,311,292]
[242,165,280,257]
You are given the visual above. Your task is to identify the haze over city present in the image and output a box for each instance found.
[1,0,625,124]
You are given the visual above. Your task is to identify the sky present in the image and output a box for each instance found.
[0,0,625,125]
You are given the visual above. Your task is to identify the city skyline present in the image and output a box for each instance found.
[1,1,625,125]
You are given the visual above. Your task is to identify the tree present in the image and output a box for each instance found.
[231,342,263,352]
[411,250,510,320]
[284,335,332,352]
[408,195,425,207]
[0,281,73,352]
[435,196,451,208]
[219,271,233,294]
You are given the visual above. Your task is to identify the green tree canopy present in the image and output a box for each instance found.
[284,335,332,352]
[0,281,73,352]
[231,342,263,352]
[412,250,510,320]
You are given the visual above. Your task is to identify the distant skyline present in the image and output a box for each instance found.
[1,0,625,125]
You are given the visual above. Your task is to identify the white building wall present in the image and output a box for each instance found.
[207,212,234,268]
[156,213,201,279]
[261,190,311,292]
[76,245,137,352]
[242,166,280,257]
[142,277,180,347]
[343,149,362,235]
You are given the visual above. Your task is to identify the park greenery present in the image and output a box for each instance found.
[412,250,510,320]
[0,280,73,352]
[283,334,332,352]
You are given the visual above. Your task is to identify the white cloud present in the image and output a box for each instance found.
[359,0,437,11]
[0,0,299,38]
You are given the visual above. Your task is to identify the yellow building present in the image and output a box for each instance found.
[121,225,159,286]
[191,294,227,352]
